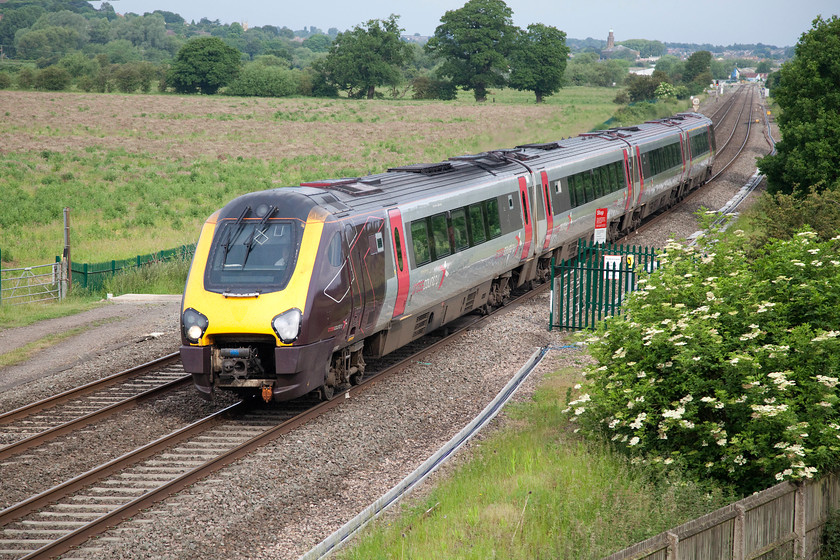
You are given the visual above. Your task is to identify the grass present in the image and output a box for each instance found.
[0,296,103,329]
[338,366,735,560]
[0,319,116,367]
[0,87,692,268]
[101,257,190,296]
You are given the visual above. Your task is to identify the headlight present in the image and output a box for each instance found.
[182,308,209,343]
[272,308,301,344]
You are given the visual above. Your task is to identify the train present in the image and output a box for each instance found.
[179,112,715,403]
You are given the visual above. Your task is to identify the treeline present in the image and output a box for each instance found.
[0,0,779,102]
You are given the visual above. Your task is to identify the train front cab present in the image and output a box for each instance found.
[180,196,340,403]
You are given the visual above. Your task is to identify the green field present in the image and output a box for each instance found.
[0,88,688,267]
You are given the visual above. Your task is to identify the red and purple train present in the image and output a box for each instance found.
[180,112,715,402]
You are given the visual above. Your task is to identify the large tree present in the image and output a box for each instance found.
[508,23,569,103]
[316,15,411,99]
[758,16,840,195]
[425,0,516,102]
[168,36,241,95]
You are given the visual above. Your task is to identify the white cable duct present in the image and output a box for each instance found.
[299,345,551,560]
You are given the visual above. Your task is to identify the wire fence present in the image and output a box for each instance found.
[0,244,196,305]
[67,244,196,291]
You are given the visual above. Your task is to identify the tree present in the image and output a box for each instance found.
[683,50,711,84]
[508,23,569,103]
[758,16,840,195]
[317,15,411,99]
[168,36,241,95]
[425,0,516,102]
[624,73,661,102]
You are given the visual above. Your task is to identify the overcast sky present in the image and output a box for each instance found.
[87,0,837,47]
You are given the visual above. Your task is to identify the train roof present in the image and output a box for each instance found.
[287,112,713,216]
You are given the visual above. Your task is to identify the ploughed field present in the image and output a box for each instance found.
[0,88,624,266]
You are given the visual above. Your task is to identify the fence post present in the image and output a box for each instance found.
[548,256,554,331]
[63,207,72,294]
[794,481,806,558]
[733,504,746,560]
[0,248,3,305]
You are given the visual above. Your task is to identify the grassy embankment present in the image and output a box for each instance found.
[336,365,735,560]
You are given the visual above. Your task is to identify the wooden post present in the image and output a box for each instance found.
[63,207,72,295]
[733,504,746,560]
[794,481,806,558]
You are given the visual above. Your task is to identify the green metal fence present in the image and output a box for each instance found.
[550,240,660,331]
[66,243,196,291]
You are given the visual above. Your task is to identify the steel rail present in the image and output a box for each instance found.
[0,352,180,424]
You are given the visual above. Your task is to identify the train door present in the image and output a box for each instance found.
[623,148,635,211]
[539,171,554,250]
[342,223,364,342]
[518,176,533,261]
[635,146,645,205]
[388,208,410,318]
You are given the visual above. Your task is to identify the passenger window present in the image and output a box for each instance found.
[583,171,595,203]
[431,213,451,259]
[468,205,487,245]
[327,232,343,267]
[486,199,502,238]
[520,191,529,225]
[394,228,403,272]
[410,220,431,266]
[452,209,468,251]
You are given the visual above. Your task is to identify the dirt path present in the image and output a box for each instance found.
[0,297,182,411]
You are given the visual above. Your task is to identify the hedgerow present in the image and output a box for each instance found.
[569,230,840,494]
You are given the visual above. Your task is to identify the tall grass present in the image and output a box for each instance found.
[100,257,190,297]
[0,87,685,268]
[338,368,735,560]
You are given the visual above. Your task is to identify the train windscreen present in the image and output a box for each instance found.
[204,220,300,293]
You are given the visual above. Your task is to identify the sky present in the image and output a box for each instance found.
[86,0,838,47]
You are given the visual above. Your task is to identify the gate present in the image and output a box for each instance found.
[549,240,659,331]
[0,250,64,306]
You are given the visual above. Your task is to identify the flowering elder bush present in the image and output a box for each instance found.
[569,231,840,494]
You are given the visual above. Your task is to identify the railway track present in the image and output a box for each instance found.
[630,84,759,237]
[0,355,188,462]
[0,286,542,560]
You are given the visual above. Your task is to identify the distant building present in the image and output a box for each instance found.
[601,30,640,60]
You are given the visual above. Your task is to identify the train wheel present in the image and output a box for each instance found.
[318,384,335,401]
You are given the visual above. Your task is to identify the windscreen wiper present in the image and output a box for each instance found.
[221,206,251,263]
[241,205,277,268]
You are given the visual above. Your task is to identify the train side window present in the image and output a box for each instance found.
[452,208,469,251]
[327,232,343,267]
[606,163,616,193]
[572,174,584,207]
[543,183,553,216]
[468,204,487,245]
[486,198,502,238]
[583,171,595,203]
[394,227,404,272]
[596,167,607,198]
[431,213,451,259]
[410,220,431,267]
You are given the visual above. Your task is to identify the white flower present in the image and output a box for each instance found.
[574,407,586,416]
[629,436,640,446]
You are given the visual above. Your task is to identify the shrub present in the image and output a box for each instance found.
[0,73,11,89]
[34,65,71,91]
[824,508,840,560]
[570,230,840,494]
[226,64,300,97]
[411,76,458,100]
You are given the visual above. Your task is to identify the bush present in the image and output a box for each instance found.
[33,65,71,91]
[226,64,300,97]
[746,188,840,247]
[570,230,840,495]
[411,76,458,100]
[0,73,11,89]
